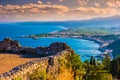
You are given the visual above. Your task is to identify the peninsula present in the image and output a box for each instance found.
[19,28,118,59]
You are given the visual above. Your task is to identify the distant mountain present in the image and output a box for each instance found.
[64,15,120,28]
[5,15,119,28]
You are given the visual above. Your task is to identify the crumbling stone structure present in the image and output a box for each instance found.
[0,38,73,80]
[0,38,70,56]
[0,38,20,52]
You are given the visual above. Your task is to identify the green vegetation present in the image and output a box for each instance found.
[107,39,120,58]
[110,57,120,79]
[83,56,112,80]
[14,77,22,80]
[66,53,113,80]
[20,27,115,39]
[97,35,120,41]
[90,56,96,65]
[66,52,83,80]
[69,28,112,35]
[102,54,111,71]
[30,68,47,80]
[28,52,120,80]
[58,56,67,73]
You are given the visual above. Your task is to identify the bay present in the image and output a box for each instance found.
[0,22,101,61]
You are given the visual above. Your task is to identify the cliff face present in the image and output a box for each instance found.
[0,38,73,80]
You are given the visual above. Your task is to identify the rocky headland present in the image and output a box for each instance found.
[0,38,70,56]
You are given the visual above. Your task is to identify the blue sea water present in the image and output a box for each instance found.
[0,22,101,61]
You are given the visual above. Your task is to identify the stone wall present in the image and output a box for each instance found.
[0,42,72,80]
[0,38,72,80]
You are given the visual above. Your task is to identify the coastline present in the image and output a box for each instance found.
[80,38,102,45]
[65,37,113,59]
[82,38,113,59]
[18,28,113,60]
[78,38,114,61]
[19,36,108,53]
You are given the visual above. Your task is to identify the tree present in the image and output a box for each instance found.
[67,52,83,80]
[90,56,96,66]
[110,56,120,79]
[102,54,111,71]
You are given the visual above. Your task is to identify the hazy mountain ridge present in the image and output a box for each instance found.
[0,15,120,28]
[16,15,120,28]
[65,15,120,28]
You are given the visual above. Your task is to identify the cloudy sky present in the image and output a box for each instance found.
[0,0,120,22]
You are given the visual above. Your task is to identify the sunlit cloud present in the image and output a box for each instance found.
[38,0,43,4]
[106,0,120,8]
[77,0,88,6]
[47,2,52,5]
[94,3,100,7]
[0,3,69,21]
[0,0,120,21]
[0,4,69,14]
[68,7,120,20]
[59,0,64,2]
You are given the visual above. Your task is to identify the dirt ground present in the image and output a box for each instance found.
[0,53,38,74]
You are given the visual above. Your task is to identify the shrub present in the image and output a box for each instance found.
[14,77,22,80]
[30,68,47,80]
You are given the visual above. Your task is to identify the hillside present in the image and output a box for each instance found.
[107,39,120,58]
